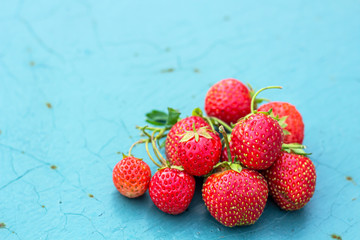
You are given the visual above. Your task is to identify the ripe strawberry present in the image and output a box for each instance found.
[231,113,284,170]
[202,167,268,227]
[262,152,316,210]
[165,116,210,166]
[149,167,195,215]
[205,78,251,125]
[178,127,222,176]
[258,102,304,144]
[112,156,151,198]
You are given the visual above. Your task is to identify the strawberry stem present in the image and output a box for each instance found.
[219,126,232,163]
[145,139,162,168]
[139,126,152,138]
[250,86,282,113]
[128,139,145,156]
[207,117,233,132]
[151,131,167,166]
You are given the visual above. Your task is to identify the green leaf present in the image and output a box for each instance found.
[146,110,168,126]
[145,108,180,127]
[165,107,181,127]
[145,119,166,126]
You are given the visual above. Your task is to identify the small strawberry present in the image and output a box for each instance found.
[230,86,284,170]
[149,167,195,215]
[262,151,316,211]
[165,116,210,166]
[178,126,222,176]
[205,78,251,125]
[112,156,151,198]
[258,102,304,144]
[202,164,268,227]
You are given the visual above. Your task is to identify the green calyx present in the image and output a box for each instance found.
[213,161,242,173]
[282,143,312,156]
[158,162,184,171]
[268,110,291,136]
[170,165,184,171]
[179,125,213,143]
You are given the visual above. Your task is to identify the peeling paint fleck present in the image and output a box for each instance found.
[346,176,356,185]
[46,102,52,109]
[331,234,342,240]
[161,68,174,73]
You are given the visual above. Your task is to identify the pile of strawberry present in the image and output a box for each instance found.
[112,79,317,227]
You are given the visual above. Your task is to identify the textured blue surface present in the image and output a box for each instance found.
[1,0,360,239]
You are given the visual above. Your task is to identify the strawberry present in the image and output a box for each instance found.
[149,167,196,215]
[258,102,304,144]
[165,116,210,166]
[112,156,151,198]
[205,78,251,125]
[178,126,222,176]
[202,166,268,227]
[262,151,316,210]
[231,113,284,170]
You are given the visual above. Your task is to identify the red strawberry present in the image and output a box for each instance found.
[205,78,251,125]
[258,102,304,144]
[202,167,268,227]
[149,167,195,215]
[231,113,283,170]
[262,152,316,210]
[112,156,151,198]
[178,127,222,176]
[165,116,210,166]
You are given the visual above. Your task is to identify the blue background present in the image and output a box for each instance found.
[1,0,359,239]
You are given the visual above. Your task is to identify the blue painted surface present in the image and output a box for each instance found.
[1,0,360,239]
